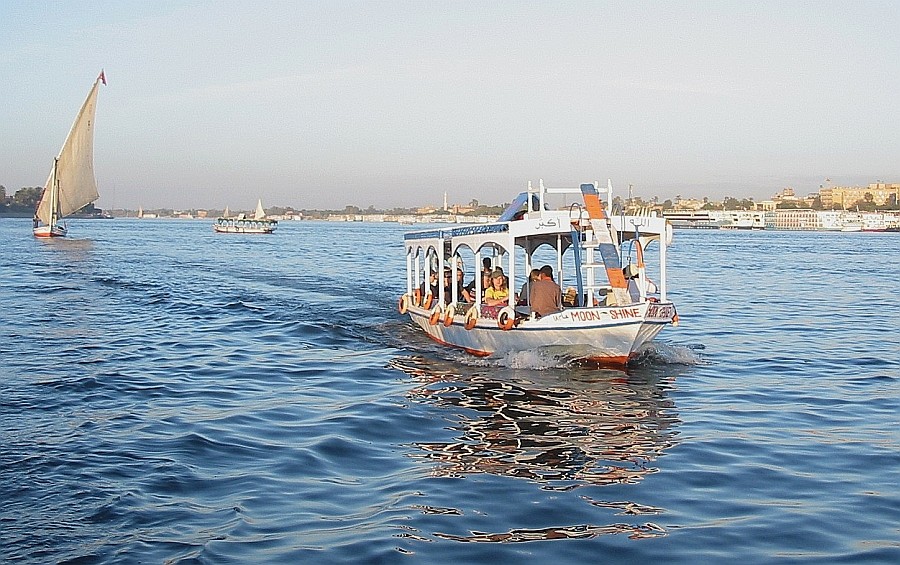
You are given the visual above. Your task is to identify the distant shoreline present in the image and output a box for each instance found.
[0,212,112,219]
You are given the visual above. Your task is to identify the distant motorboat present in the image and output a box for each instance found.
[214,199,277,234]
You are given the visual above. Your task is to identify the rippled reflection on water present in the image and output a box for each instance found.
[390,355,681,541]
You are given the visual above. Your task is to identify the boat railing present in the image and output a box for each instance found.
[524,179,615,219]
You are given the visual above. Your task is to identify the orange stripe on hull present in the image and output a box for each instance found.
[578,354,631,369]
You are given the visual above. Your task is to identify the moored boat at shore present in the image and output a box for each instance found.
[399,180,678,368]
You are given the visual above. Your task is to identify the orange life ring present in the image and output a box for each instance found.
[428,305,442,325]
[398,294,409,315]
[464,305,479,330]
[422,292,434,310]
[497,306,515,331]
[443,303,455,327]
[413,288,422,307]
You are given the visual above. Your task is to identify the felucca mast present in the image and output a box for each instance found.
[49,158,60,227]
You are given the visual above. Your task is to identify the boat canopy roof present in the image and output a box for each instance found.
[404,183,671,258]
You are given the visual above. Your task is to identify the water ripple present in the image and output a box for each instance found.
[1,221,899,563]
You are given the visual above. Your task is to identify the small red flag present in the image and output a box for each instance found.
[99,70,106,85]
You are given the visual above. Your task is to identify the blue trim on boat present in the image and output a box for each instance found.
[404,223,509,241]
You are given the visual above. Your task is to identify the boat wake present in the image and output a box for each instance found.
[630,341,706,367]
[476,348,575,371]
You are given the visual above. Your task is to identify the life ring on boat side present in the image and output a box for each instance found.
[398,294,409,315]
[464,305,479,330]
[413,288,422,307]
[422,292,434,310]
[497,306,515,331]
[443,303,456,327]
[428,305,442,325]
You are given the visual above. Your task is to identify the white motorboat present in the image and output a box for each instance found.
[214,199,277,234]
[399,180,678,368]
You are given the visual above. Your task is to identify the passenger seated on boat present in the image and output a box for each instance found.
[466,259,494,296]
[419,271,439,304]
[529,265,562,317]
[484,269,509,306]
[465,269,492,303]
[454,268,473,303]
[624,266,658,296]
[517,269,542,306]
[441,269,454,304]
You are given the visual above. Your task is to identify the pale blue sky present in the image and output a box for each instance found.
[2,0,899,210]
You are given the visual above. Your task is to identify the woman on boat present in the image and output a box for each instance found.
[484,269,509,306]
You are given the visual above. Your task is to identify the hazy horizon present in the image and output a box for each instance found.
[3,1,899,210]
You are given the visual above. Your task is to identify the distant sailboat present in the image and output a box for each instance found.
[33,71,106,237]
[137,206,157,219]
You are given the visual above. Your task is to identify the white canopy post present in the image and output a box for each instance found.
[437,247,445,307]
[406,249,412,296]
[414,252,421,296]
[506,234,515,307]
[474,251,483,304]
[659,235,667,301]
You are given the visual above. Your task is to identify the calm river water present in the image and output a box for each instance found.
[1,217,898,564]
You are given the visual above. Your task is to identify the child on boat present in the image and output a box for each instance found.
[484,269,509,306]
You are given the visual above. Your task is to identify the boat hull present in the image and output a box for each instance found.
[33,224,68,238]
[213,225,275,234]
[406,301,677,367]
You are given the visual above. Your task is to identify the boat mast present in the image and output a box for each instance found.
[49,158,59,227]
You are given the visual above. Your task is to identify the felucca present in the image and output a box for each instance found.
[33,71,106,237]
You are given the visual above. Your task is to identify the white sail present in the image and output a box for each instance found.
[223,206,230,218]
[35,76,102,225]
[254,199,266,220]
